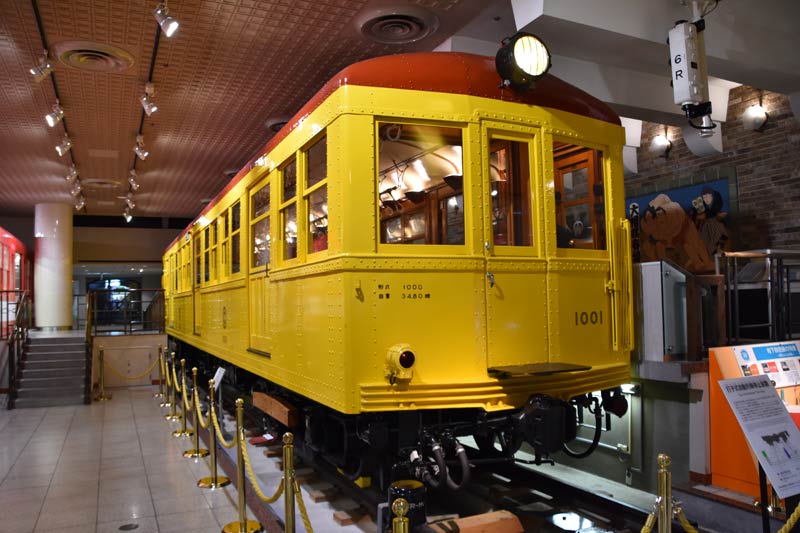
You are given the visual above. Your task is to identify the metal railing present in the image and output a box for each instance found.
[5,291,31,409]
[87,289,165,336]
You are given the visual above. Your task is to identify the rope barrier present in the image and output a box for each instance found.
[779,500,800,533]
[105,355,160,380]
[674,506,697,533]
[165,358,173,387]
[239,436,285,503]
[210,399,237,449]
[172,364,182,393]
[294,478,314,533]
[182,372,193,412]
[193,386,211,429]
[640,511,656,533]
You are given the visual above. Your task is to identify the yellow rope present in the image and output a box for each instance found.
[294,479,314,533]
[238,435,285,503]
[778,499,800,533]
[105,355,160,380]
[210,401,237,449]
[182,375,193,412]
[640,511,656,533]
[165,361,173,387]
[172,365,182,393]
[675,507,698,533]
[193,387,211,429]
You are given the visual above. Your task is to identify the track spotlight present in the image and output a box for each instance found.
[70,179,82,197]
[29,51,54,82]
[65,165,78,182]
[496,32,551,92]
[743,104,769,131]
[153,3,179,38]
[55,136,72,157]
[649,134,672,158]
[75,195,85,211]
[123,208,133,223]
[128,170,140,191]
[125,192,136,209]
[140,82,158,116]
[45,103,64,127]
[133,134,149,161]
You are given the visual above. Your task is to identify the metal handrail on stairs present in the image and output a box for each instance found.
[5,291,31,410]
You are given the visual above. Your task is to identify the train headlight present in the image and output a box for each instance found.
[496,32,551,92]
[386,344,415,384]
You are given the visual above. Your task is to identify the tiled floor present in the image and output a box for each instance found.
[0,387,247,533]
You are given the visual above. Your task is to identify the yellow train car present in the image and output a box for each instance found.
[164,34,633,487]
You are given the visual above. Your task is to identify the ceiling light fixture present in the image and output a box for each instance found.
[743,103,769,132]
[45,102,64,127]
[153,2,179,38]
[75,195,85,211]
[140,82,158,116]
[65,165,78,182]
[123,208,133,223]
[55,136,73,157]
[125,192,136,210]
[133,134,149,160]
[496,32,551,92]
[70,179,82,197]
[29,50,54,82]
[128,170,140,191]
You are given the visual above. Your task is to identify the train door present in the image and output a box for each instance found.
[481,124,550,372]
[248,174,272,353]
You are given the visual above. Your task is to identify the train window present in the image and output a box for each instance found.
[305,135,328,254]
[250,181,271,268]
[283,203,298,259]
[204,227,211,282]
[489,138,532,246]
[377,123,464,245]
[231,202,241,274]
[553,142,606,250]
[283,159,297,202]
[218,214,228,277]
[194,235,202,286]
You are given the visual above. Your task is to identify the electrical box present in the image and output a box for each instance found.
[634,260,689,361]
[668,22,707,106]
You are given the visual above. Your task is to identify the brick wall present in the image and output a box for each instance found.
[625,85,800,250]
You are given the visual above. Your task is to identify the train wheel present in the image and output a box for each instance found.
[473,432,497,455]
[498,430,522,456]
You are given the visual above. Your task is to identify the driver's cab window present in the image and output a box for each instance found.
[489,137,532,247]
[378,123,464,245]
[553,141,606,250]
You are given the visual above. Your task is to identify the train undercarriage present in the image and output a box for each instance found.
[173,340,628,491]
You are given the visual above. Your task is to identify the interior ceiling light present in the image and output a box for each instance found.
[45,102,64,127]
[75,195,85,211]
[153,3,179,38]
[133,134,149,161]
[123,208,133,223]
[743,104,769,131]
[29,51,54,82]
[649,134,672,158]
[140,82,158,116]
[55,136,73,157]
[65,165,78,182]
[125,192,136,209]
[496,32,551,92]
[70,179,82,196]
[128,169,140,191]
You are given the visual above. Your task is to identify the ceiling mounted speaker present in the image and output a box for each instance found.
[356,4,439,44]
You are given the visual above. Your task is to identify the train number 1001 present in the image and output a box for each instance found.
[575,310,603,326]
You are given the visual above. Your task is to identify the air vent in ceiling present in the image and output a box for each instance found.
[51,41,135,73]
[356,4,440,44]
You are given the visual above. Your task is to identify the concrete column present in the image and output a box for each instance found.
[34,203,73,329]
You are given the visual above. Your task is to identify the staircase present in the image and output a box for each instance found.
[14,335,89,408]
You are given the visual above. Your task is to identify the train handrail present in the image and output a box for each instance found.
[6,291,30,409]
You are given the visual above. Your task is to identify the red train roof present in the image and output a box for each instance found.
[170,52,620,249]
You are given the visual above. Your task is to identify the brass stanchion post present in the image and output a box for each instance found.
[222,398,262,533]
[154,344,165,399]
[283,433,295,533]
[198,378,231,489]
[173,359,193,437]
[159,348,171,408]
[392,498,410,533]
[184,367,209,458]
[165,352,181,421]
[97,346,111,401]
[657,453,672,533]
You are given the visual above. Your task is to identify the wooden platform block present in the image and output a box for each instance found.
[426,511,523,533]
[263,447,282,458]
[333,507,367,526]
[251,392,300,428]
[294,467,318,484]
[308,482,340,503]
